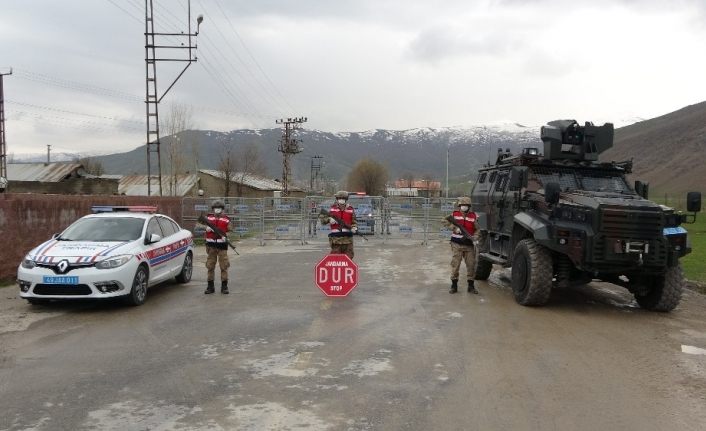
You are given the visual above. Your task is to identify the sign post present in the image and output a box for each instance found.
[315,254,359,297]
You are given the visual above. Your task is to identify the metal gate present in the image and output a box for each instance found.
[182,196,462,246]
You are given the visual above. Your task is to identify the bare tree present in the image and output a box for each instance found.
[217,141,237,197]
[347,158,388,196]
[75,156,104,176]
[162,103,194,195]
[234,143,266,196]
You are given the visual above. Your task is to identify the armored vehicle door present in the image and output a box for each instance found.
[488,168,513,235]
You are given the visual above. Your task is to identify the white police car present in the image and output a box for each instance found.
[17,206,194,306]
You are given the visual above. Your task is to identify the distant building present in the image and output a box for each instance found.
[199,169,306,198]
[117,174,200,197]
[6,162,118,195]
[391,179,442,198]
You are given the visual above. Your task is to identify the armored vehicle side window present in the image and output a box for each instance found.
[493,171,509,192]
[478,172,487,184]
[489,171,497,184]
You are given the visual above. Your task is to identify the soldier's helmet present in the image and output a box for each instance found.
[457,196,471,206]
[334,190,349,199]
[211,199,225,209]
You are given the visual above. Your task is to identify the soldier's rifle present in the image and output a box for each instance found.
[445,214,475,243]
[197,213,240,255]
[319,208,369,241]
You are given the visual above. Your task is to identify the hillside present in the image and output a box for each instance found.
[94,125,543,186]
[30,102,704,197]
[605,101,706,194]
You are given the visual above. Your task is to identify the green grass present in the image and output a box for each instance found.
[682,214,706,284]
[652,196,706,284]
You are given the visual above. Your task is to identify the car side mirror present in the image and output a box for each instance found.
[635,180,649,199]
[545,182,561,205]
[509,167,528,191]
[146,233,162,244]
[687,192,702,212]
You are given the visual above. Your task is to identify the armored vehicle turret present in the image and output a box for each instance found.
[470,119,702,311]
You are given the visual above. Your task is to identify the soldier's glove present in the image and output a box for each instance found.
[351,227,358,234]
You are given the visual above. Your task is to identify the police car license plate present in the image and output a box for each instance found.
[42,276,79,284]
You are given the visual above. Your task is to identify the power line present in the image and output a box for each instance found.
[196,0,288,116]
[105,0,143,24]
[9,110,143,133]
[14,69,143,102]
[7,100,142,124]
[211,0,297,113]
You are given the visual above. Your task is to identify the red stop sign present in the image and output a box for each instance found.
[315,254,359,297]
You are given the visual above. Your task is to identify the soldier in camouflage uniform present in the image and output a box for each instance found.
[204,200,231,294]
[319,190,358,259]
[445,196,478,294]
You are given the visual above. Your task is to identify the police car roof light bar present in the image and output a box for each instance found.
[91,205,158,213]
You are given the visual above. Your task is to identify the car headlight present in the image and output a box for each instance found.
[21,256,36,269]
[95,255,133,269]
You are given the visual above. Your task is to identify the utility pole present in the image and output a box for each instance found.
[145,0,202,196]
[276,117,307,196]
[0,68,11,186]
[309,155,323,194]
[445,146,449,198]
[46,144,51,165]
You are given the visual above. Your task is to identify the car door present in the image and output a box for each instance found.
[144,217,169,283]
[156,216,181,276]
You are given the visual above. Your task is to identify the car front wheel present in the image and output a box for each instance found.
[176,251,193,283]
[126,265,149,306]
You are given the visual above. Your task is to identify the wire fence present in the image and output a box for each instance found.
[182,196,463,245]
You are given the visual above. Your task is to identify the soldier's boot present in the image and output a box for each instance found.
[468,279,478,294]
[221,281,229,295]
[204,281,215,295]
[449,279,458,294]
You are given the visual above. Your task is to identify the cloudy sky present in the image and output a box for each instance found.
[2,0,706,156]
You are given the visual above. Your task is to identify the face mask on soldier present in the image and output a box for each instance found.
[460,205,469,212]
[214,208,223,214]
[337,199,346,205]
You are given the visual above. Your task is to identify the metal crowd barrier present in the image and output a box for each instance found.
[182,196,462,246]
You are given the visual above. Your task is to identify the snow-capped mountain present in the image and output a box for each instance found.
[87,123,545,182]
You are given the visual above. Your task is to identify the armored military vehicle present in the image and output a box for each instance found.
[470,119,701,311]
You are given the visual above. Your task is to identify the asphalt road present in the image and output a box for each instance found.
[1,239,706,431]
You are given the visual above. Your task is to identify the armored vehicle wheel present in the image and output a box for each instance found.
[511,239,553,306]
[634,264,684,312]
[473,231,492,281]
[474,257,493,281]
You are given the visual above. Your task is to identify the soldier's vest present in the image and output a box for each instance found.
[205,214,231,249]
[329,205,354,237]
[450,210,476,245]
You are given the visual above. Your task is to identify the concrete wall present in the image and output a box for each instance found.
[7,178,119,195]
[0,193,183,284]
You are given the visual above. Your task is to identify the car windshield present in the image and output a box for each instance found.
[59,217,145,241]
